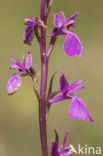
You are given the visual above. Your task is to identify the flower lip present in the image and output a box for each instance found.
[6,74,22,95]
[69,96,94,122]
[23,26,34,45]
[64,31,83,57]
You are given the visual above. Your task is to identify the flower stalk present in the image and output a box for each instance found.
[39,56,48,156]
[39,0,49,156]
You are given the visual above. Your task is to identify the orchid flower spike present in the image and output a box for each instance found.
[6,52,32,95]
[49,12,83,57]
[48,74,93,122]
[51,130,72,156]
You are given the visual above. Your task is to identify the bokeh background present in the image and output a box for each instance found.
[0,0,103,155]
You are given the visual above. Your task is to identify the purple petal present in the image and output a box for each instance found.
[6,75,21,95]
[60,12,66,25]
[68,85,84,94]
[71,79,85,86]
[24,26,34,45]
[64,20,74,29]
[51,142,58,156]
[26,52,32,69]
[54,14,62,28]
[24,17,39,26]
[60,75,69,93]
[10,64,22,70]
[65,13,80,29]
[9,58,21,64]
[64,31,83,57]
[9,58,26,70]
[67,13,79,22]
[67,79,85,93]
[69,97,93,122]
[62,130,69,148]
[48,94,67,104]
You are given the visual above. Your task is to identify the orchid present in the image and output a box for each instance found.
[49,12,83,57]
[48,75,93,122]
[24,17,44,45]
[6,0,94,155]
[6,52,32,95]
[51,130,72,156]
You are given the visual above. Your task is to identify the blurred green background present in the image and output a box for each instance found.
[0,0,103,155]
